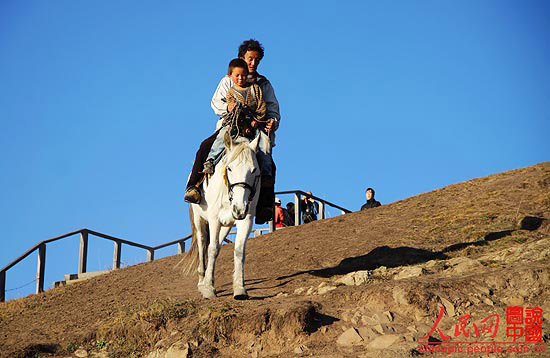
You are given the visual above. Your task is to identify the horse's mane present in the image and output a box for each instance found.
[226,139,255,167]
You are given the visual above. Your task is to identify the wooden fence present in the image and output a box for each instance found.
[0,229,191,302]
[0,190,350,302]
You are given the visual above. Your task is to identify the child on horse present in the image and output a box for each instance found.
[184,48,278,224]
[202,58,266,174]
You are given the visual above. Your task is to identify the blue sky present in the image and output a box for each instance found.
[1,0,548,300]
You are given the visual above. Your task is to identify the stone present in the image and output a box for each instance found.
[294,287,306,295]
[372,324,385,335]
[351,311,362,326]
[317,285,337,295]
[74,349,88,358]
[366,334,401,349]
[335,270,371,286]
[483,298,494,306]
[371,266,389,278]
[166,341,190,358]
[384,311,394,322]
[337,327,364,346]
[371,312,390,324]
[394,266,426,280]
[294,345,308,353]
[446,258,484,274]
[361,315,377,326]
[414,309,429,322]
[321,326,328,334]
[439,296,455,317]
[90,353,109,358]
[357,326,377,340]
[424,260,439,268]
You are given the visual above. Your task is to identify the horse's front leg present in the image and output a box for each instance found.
[200,219,222,299]
[233,216,253,300]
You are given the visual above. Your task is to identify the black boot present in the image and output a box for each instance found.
[255,175,275,224]
[184,186,201,204]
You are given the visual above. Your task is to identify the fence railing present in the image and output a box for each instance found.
[0,229,191,302]
[1,190,350,302]
[270,190,351,230]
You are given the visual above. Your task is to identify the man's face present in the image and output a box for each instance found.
[242,50,261,74]
[366,190,373,200]
[229,67,247,87]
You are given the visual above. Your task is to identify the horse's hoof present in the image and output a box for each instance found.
[233,294,249,300]
[199,286,216,299]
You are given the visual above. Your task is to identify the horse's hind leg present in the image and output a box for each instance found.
[200,219,222,299]
[233,217,253,300]
[196,219,209,287]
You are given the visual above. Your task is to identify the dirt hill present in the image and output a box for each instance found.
[1,163,549,358]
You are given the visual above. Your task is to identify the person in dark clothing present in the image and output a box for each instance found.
[283,202,295,227]
[300,192,319,224]
[360,187,381,211]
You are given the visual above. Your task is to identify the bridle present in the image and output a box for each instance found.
[227,174,260,202]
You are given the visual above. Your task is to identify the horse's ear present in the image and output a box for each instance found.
[248,133,260,152]
[224,130,232,149]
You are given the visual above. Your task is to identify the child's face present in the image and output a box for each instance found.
[229,67,247,87]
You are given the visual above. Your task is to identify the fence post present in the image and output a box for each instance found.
[147,249,154,262]
[0,270,5,302]
[319,201,325,220]
[294,193,300,226]
[178,241,185,254]
[36,244,46,294]
[79,230,88,274]
[113,241,121,269]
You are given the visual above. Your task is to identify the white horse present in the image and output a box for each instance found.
[188,132,261,299]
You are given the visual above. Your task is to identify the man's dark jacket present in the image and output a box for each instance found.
[360,199,381,211]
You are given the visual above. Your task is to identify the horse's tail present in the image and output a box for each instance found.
[176,205,208,276]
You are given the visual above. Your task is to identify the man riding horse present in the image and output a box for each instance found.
[184,39,280,225]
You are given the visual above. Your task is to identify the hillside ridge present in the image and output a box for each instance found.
[1,162,549,358]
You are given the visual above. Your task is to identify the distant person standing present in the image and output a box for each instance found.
[360,188,381,211]
[301,192,319,223]
[274,197,285,229]
[283,202,295,226]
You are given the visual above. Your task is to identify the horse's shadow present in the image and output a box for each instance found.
[216,277,286,300]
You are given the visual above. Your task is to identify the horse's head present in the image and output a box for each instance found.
[222,132,261,220]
